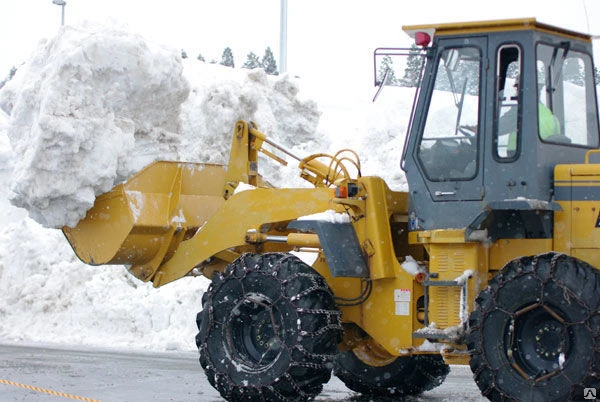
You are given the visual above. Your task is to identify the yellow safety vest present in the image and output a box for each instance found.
[507,103,560,151]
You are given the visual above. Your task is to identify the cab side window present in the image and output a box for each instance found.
[495,45,521,159]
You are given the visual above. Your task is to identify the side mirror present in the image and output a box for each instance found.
[373,68,391,102]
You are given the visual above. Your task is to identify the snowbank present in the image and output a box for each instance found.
[359,87,413,190]
[181,65,322,160]
[0,215,210,350]
[0,123,212,351]
[299,80,412,191]
[0,22,325,351]
[0,110,12,169]
[0,22,410,352]
[178,62,322,186]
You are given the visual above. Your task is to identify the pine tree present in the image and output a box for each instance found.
[564,58,584,86]
[433,63,452,92]
[220,47,235,68]
[400,45,422,87]
[181,49,188,59]
[377,55,397,86]
[242,52,261,69]
[197,53,206,62]
[262,47,278,75]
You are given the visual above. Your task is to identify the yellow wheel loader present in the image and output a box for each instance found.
[63,18,599,401]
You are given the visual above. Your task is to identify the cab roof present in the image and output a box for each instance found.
[403,18,591,43]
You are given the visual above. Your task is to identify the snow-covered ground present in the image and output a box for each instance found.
[0,23,409,352]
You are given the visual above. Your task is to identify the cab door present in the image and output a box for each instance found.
[410,37,486,202]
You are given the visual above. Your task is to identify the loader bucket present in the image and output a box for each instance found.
[63,161,227,273]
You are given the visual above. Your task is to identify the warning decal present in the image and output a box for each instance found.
[394,289,411,316]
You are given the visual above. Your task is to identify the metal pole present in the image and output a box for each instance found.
[279,0,288,73]
[52,0,66,27]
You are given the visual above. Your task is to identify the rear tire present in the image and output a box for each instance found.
[196,253,342,401]
[334,346,449,397]
[467,252,600,401]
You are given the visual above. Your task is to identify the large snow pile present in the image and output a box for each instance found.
[180,64,321,162]
[0,23,321,229]
[0,23,408,352]
[0,23,189,228]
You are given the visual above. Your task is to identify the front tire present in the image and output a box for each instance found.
[196,253,342,401]
[467,252,600,401]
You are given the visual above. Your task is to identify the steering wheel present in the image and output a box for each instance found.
[457,124,477,137]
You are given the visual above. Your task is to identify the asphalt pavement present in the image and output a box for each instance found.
[0,343,487,401]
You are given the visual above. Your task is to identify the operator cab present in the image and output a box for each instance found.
[394,18,599,238]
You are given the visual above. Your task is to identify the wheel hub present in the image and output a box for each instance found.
[534,321,565,359]
[227,293,284,370]
[508,303,571,380]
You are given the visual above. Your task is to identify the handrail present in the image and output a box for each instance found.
[584,149,600,164]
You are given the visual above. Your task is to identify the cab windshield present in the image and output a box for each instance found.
[536,43,599,147]
[417,46,481,181]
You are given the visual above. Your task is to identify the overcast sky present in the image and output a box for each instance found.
[2,0,600,97]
